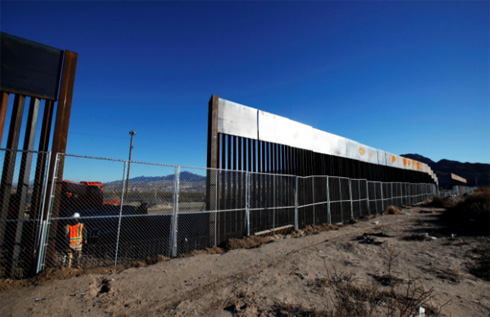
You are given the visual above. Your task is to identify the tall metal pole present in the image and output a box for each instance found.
[125,130,136,197]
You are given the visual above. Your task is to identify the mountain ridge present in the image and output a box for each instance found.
[401,153,489,188]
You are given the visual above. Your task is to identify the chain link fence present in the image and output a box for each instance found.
[0,151,442,278]
[439,185,477,198]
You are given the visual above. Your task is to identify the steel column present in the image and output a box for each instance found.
[8,97,41,277]
[0,92,9,146]
[170,166,180,257]
[0,95,26,248]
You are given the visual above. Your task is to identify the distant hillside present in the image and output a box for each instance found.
[401,154,490,189]
[107,171,206,185]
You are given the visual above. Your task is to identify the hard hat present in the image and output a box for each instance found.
[73,213,80,218]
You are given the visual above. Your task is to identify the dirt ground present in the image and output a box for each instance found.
[0,204,489,316]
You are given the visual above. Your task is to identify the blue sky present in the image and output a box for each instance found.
[2,1,489,171]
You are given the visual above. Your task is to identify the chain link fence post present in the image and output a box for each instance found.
[339,178,344,223]
[170,166,180,257]
[114,161,128,267]
[214,169,218,247]
[312,177,315,225]
[34,151,52,274]
[326,176,331,224]
[272,175,276,231]
[36,152,61,273]
[245,171,250,236]
[380,182,384,212]
[294,176,298,230]
[366,180,370,215]
[348,179,354,220]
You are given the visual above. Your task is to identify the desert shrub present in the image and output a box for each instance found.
[430,196,454,208]
[384,206,400,215]
[443,188,490,235]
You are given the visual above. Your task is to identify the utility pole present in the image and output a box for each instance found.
[126,130,136,197]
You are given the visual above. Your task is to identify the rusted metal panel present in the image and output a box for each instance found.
[0,92,9,146]
[8,97,41,277]
[207,95,220,170]
[218,98,257,140]
[0,95,26,220]
[49,50,78,159]
[0,32,63,100]
[0,94,26,259]
[394,155,404,169]
[44,50,77,267]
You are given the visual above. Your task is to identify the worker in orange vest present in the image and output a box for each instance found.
[65,212,85,268]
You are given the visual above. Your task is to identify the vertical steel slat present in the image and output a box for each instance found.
[0,91,9,147]
[0,94,26,256]
[9,97,41,277]
[206,95,219,245]
[0,95,26,218]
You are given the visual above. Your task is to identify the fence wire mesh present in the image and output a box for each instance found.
[0,150,443,278]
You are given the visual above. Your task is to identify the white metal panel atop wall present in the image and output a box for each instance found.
[363,144,379,164]
[289,119,314,150]
[258,110,290,146]
[385,152,397,167]
[217,97,436,181]
[345,139,361,161]
[345,139,378,164]
[258,110,313,150]
[313,129,347,157]
[377,150,387,166]
[218,98,258,140]
[395,155,404,169]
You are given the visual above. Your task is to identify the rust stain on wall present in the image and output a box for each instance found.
[359,147,365,156]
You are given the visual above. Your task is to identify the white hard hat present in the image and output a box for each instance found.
[73,213,80,218]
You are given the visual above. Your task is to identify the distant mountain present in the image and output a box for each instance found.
[401,154,490,189]
[108,171,206,184]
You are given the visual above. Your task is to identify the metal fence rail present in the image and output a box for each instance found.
[0,151,441,278]
[439,186,477,198]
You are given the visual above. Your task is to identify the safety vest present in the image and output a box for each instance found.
[66,223,83,244]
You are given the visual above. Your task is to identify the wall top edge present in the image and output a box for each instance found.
[216,96,433,178]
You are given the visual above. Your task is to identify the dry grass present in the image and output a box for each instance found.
[443,187,490,235]
[384,206,400,215]
[430,196,455,208]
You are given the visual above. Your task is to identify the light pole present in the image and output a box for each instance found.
[126,130,136,197]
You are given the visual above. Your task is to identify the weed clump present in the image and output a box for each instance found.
[443,187,490,235]
[384,206,400,215]
[430,196,455,208]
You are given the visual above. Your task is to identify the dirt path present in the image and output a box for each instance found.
[1,206,489,316]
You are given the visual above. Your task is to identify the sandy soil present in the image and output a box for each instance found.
[0,205,489,316]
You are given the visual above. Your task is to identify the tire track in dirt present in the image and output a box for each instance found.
[137,213,413,315]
